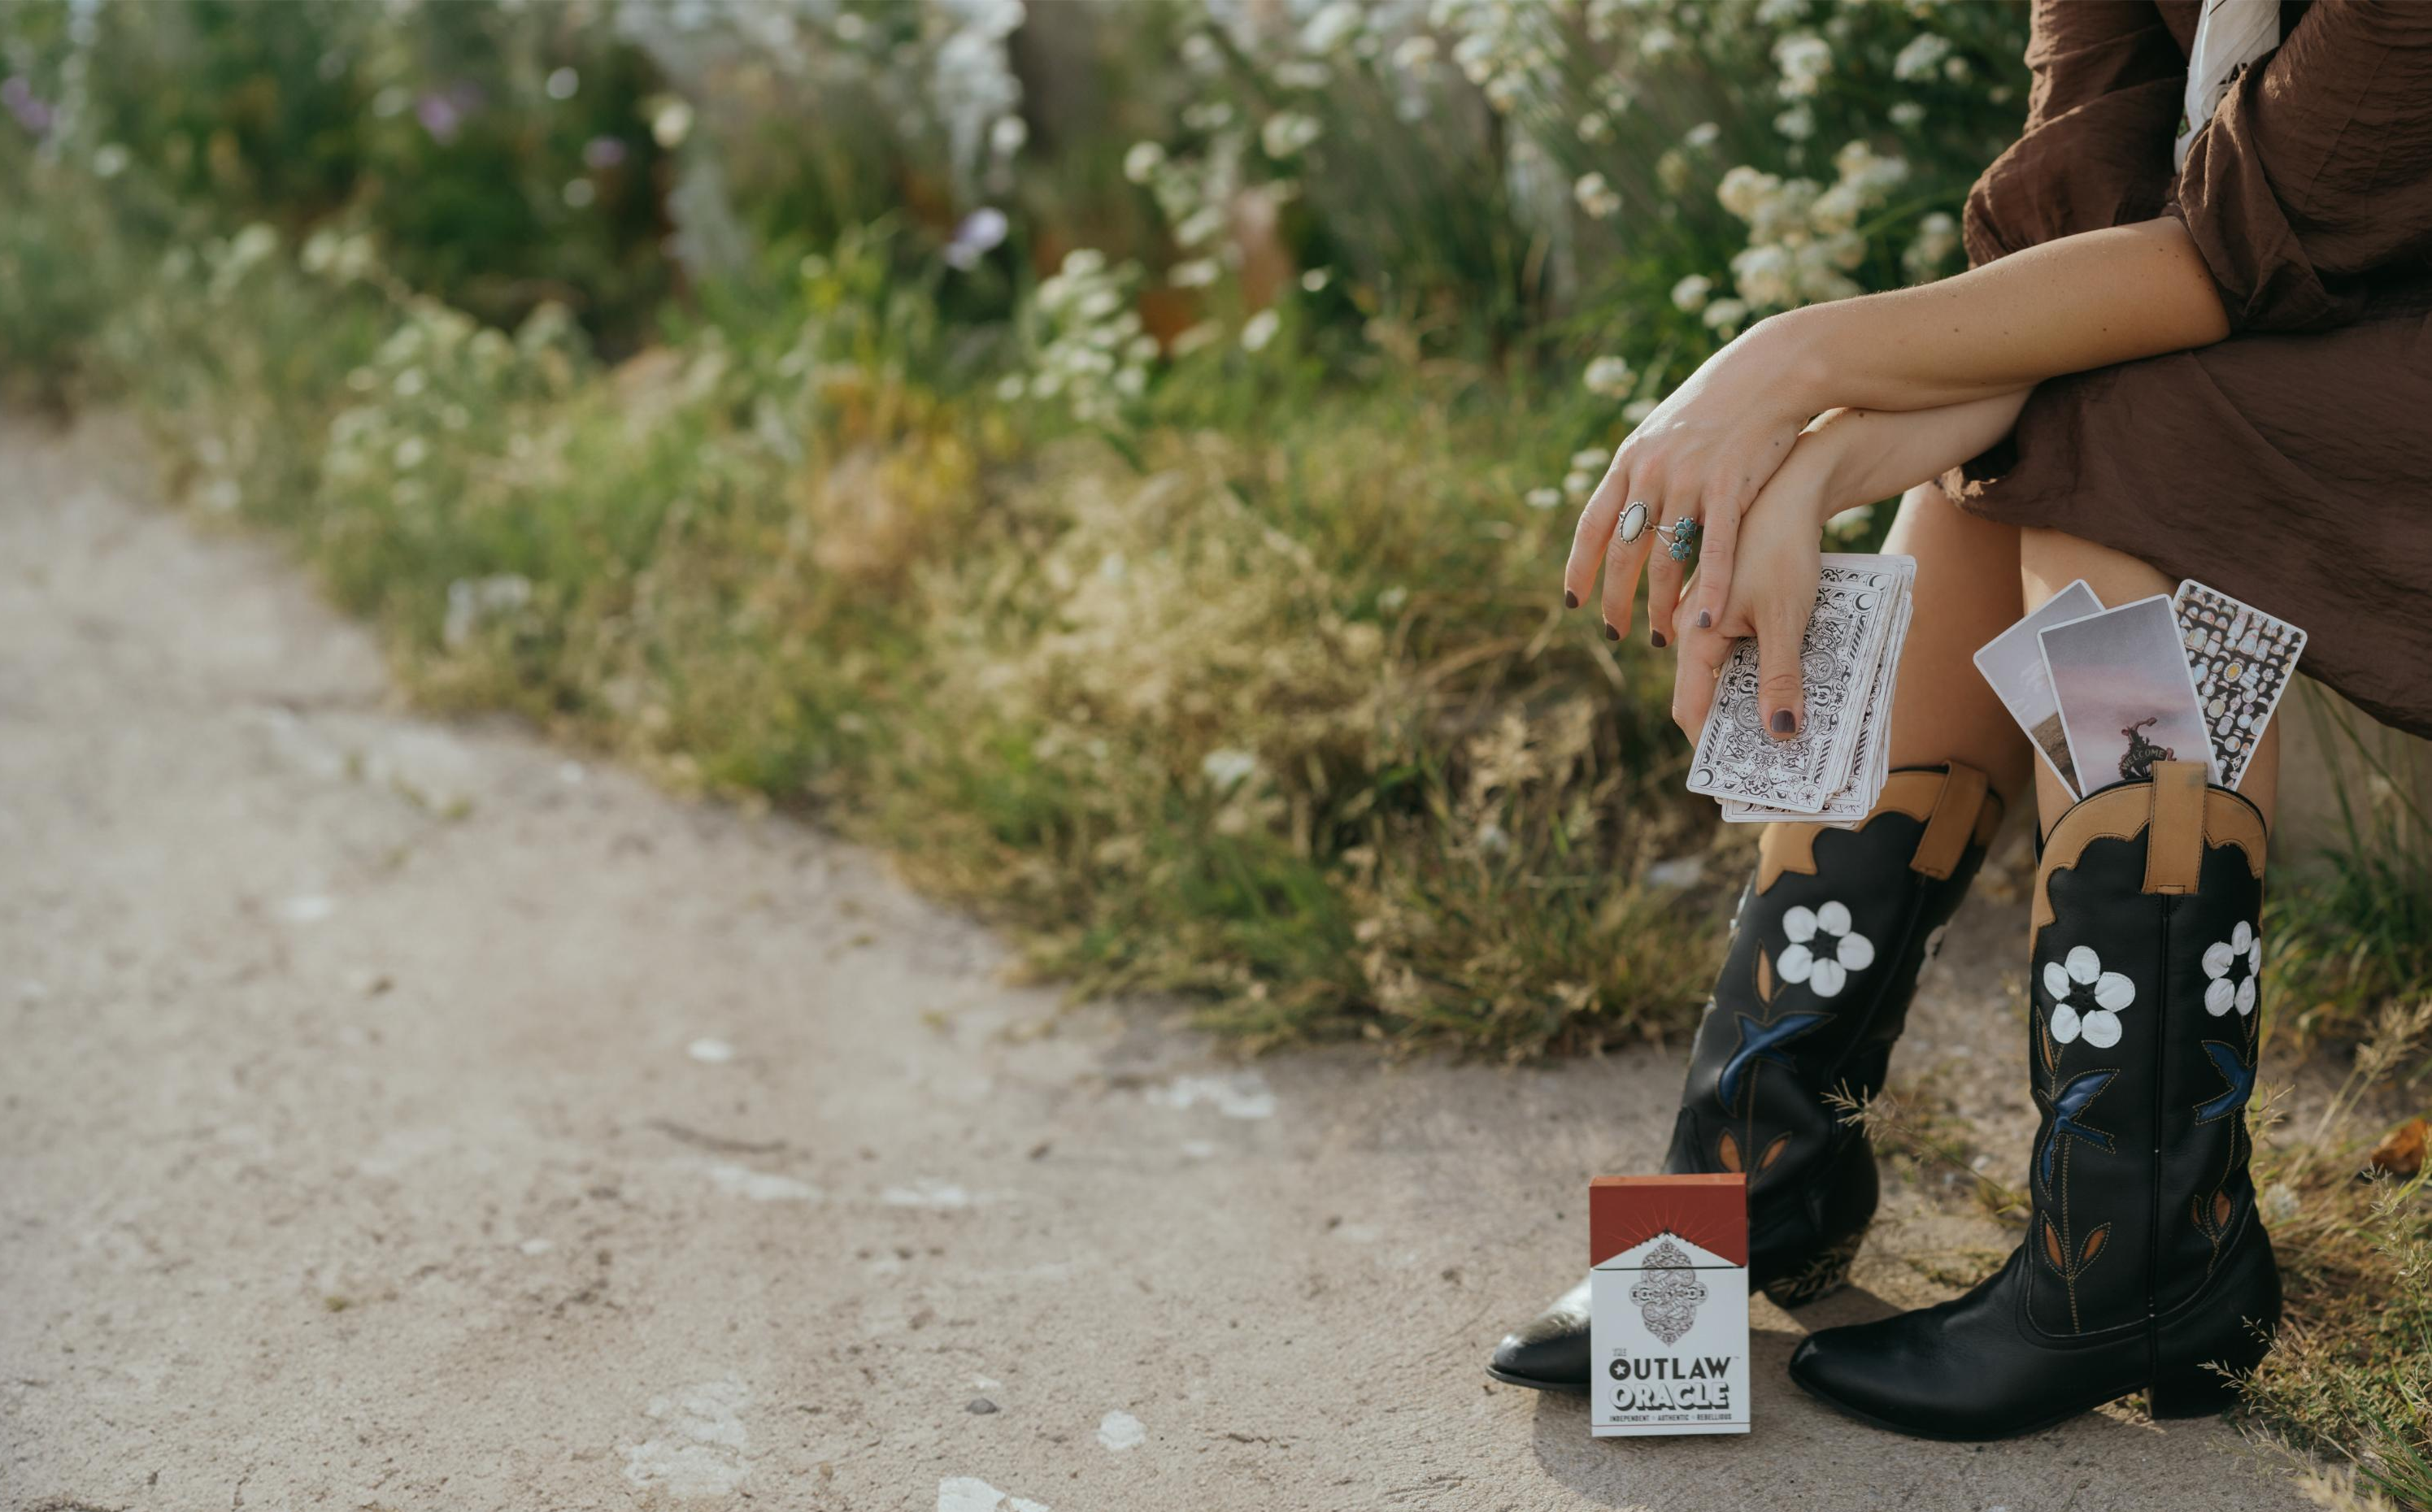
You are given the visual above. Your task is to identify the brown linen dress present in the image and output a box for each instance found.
[1941,0,2432,739]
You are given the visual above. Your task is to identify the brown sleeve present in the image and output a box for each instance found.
[2170,1,2432,332]
[1962,0,2186,268]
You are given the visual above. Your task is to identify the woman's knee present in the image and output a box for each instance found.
[2018,526,2172,611]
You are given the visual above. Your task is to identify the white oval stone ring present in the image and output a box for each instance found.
[1618,500,1651,544]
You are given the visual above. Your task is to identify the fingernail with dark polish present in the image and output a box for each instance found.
[1696,610,1712,630]
[1771,709,1796,736]
[1564,590,1579,609]
[1650,630,1667,650]
[1604,622,1621,641]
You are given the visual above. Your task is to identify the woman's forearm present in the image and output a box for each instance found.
[1773,219,2230,413]
[1800,392,2033,519]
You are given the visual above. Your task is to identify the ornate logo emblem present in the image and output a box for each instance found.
[1627,1237,1708,1345]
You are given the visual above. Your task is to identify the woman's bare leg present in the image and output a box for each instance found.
[1881,481,2035,809]
[2018,528,2279,834]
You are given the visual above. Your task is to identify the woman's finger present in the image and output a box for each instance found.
[1684,484,1743,637]
[1562,463,1624,610]
[1670,620,1729,742]
[1644,493,1695,648]
[1596,484,1658,641]
[1755,590,1812,741]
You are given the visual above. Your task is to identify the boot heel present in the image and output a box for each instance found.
[2147,1362,2243,1419]
[1762,1231,1864,1309]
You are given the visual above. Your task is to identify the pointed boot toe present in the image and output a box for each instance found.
[1786,1272,2044,1440]
[1486,1276,1591,1393]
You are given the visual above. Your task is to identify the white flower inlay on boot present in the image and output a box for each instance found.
[2043,945,2134,1048]
[2201,920,2262,1017]
[1776,901,1875,998]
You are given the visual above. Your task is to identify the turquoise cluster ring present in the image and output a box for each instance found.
[1655,516,1699,562]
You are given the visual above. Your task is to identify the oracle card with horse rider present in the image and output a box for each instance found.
[2038,593,2217,794]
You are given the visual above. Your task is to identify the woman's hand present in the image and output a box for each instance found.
[1665,419,1847,745]
[1660,391,2034,744]
[1561,315,1822,648]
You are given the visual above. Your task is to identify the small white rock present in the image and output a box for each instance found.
[276,894,336,923]
[1096,1410,1146,1452]
[938,1479,1049,1512]
[1646,856,1707,889]
[519,1238,555,1256]
[686,1036,736,1064]
[1146,1072,1276,1120]
[880,1180,972,1209]
[703,1162,819,1203]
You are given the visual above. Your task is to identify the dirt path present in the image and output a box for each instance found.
[0,414,2308,1511]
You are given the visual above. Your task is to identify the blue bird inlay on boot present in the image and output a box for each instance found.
[1716,1010,1830,1114]
[2038,1068,2119,1188]
[2195,1041,2256,1123]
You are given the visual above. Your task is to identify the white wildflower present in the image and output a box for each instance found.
[1299,2,1362,54]
[1773,33,1831,99]
[650,97,694,150]
[1524,487,1563,510]
[1573,172,1621,219]
[1893,33,1951,82]
[1202,748,1261,790]
[1240,308,1281,351]
[1671,274,1712,312]
[1582,355,1635,398]
[1124,141,1166,184]
[1260,111,1322,159]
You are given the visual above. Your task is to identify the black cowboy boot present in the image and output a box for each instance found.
[1488,762,2004,1393]
[1790,762,2279,1439]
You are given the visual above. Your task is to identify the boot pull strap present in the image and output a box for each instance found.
[1910,761,1993,880]
[2143,759,2209,894]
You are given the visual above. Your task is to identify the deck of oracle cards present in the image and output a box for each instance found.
[1974,579,2304,798]
[1687,554,1914,827]
[1588,1175,1751,1436]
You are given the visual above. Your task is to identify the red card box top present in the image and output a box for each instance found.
[1590,1174,1748,1268]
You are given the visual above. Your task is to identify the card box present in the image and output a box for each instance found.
[1588,1174,1751,1436]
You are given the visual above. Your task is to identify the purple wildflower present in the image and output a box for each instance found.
[944,207,1009,272]
[2,76,53,136]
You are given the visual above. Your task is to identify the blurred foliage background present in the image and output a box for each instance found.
[0,0,2046,1058]
[0,3,2422,1497]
